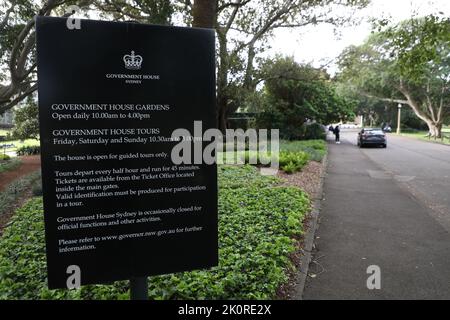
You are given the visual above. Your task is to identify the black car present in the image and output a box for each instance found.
[357,128,387,148]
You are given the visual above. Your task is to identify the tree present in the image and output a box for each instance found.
[1,0,369,133]
[94,0,173,24]
[210,0,368,131]
[0,0,69,114]
[337,15,450,137]
[11,96,39,140]
[257,56,355,139]
[0,0,174,115]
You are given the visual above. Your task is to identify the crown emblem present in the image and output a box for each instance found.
[123,50,142,70]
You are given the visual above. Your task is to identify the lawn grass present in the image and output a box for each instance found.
[0,165,310,299]
[0,138,40,153]
[400,128,450,145]
[0,127,40,152]
[0,129,11,136]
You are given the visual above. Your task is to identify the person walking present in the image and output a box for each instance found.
[334,124,340,144]
[328,125,334,136]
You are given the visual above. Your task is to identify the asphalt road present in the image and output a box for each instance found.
[303,130,450,299]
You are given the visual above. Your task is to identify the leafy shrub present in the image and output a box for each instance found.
[303,123,326,140]
[0,154,10,161]
[241,151,273,166]
[16,145,40,156]
[222,148,311,174]
[0,166,310,300]
[218,135,267,152]
[280,139,327,162]
[10,100,40,141]
[279,151,309,174]
[255,57,354,140]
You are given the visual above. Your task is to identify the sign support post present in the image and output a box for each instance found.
[130,277,148,300]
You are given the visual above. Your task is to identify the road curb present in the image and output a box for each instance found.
[290,148,328,300]
[397,133,450,147]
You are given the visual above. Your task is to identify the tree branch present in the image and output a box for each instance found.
[217,0,252,13]
[361,92,408,105]
[397,85,433,123]
[0,1,16,32]
[0,84,37,114]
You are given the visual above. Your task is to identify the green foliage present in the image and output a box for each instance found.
[0,170,41,217]
[0,198,48,300]
[96,0,174,25]
[11,98,39,140]
[384,15,450,83]
[0,166,310,299]
[218,165,280,189]
[237,149,310,174]
[304,123,326,140]
[0,157,20,173]
[31,179,42,197]
[257,56,355,140]
[279,151,309,174]
[0,154,10,161]
[16,145,40,156]
[280,139,327,162]
[337,15,450,136]
[241,151,273,167]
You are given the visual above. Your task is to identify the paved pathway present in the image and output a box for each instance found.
[303,130,450,299]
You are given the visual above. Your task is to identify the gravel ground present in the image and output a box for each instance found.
[276,158,327,299]
[278,160,325,200]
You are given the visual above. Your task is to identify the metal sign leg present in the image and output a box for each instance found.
[130,277,148,300]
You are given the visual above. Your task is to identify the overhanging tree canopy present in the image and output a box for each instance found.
[1,0,369,132]
[257,56,355,139]
[337,15,450,137]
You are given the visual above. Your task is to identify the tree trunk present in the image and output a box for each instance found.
[216,29,229,132]
[192,0,217,28]
[398,85,444,138]
[426,121,442,139]
[192,0,220,130]
[243,42,256,91]
[217,94,228,133]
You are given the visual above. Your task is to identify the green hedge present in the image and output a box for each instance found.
[304,123,326,140]
[0,165,310,300]
[16,145,40,156]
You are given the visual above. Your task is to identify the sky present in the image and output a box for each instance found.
[268,0,450,75]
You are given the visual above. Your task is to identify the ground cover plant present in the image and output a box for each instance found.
[0,171,41,217]
[0,165,310,300]
[280,140,327,162]
[0,158,21,174]
[218,139,326,174]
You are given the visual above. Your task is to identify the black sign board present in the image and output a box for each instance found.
[36,17,218,289]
